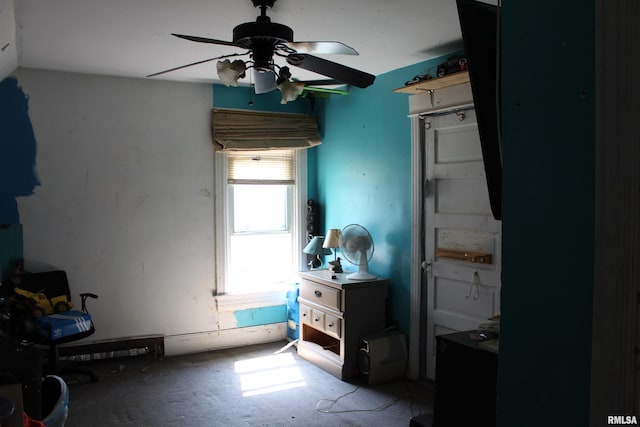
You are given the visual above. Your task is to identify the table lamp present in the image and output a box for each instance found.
[303,236,332,269]
[323,229,343,273]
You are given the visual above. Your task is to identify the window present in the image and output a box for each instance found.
[215,149,307,297]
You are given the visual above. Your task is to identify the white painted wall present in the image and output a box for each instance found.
[15,68,222,347]
[0,0,18,79]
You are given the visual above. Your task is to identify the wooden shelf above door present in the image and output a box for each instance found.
[393,71,470,94]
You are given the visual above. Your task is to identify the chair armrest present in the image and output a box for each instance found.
[80,293,98,299]
[79,293,99,312]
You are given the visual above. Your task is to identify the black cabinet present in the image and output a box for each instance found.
[0,338,43,419]
[433,331,498,427]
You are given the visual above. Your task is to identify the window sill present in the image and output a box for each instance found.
[215,290,287,312]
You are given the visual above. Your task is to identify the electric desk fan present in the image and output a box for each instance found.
[339,224,377,280]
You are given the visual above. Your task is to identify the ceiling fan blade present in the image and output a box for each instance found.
[172,33,237,47]
[284,41,358,55]
[146,51,248,78]
[286,54,375,88]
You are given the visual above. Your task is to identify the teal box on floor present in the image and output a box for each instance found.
[285,283,300,341]
[37,310,92,340]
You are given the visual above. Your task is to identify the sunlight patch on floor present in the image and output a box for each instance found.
[234,352,306,397]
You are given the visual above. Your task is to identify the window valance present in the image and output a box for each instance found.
[212,108,322,151]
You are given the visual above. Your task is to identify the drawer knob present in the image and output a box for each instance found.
[314,290,322,298]
[314,317,320,322]
[327,323,334,328]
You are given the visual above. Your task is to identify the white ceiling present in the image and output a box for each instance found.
[14,0,468,85]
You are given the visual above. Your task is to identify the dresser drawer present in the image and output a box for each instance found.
[311,309,325,330]
[300,303,341,339]
[300,280,341,311]
[300,304,312,326]
[324,313,341,339]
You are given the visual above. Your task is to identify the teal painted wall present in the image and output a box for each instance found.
[0,77,40,224]
[213,84,316,114]
[0,224,23,285]
[315,56,455,335]
[497,1,595,426]
[234,304,287,328]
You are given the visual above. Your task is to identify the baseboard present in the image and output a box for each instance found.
[58,335,165,358]
[163,322,287,357]
[56,323,287,359]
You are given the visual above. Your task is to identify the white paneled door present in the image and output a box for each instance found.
[423,109,502,379]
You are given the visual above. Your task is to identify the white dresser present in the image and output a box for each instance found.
[297,270,388,380]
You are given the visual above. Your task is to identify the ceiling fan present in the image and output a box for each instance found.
[147,0,376,102]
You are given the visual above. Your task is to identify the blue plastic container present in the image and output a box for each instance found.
[41,375,68,427]
[285,283,300,341]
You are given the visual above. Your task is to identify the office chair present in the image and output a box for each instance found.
[17,270,99,383]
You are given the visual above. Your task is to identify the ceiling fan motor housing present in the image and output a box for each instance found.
[233,21,293,47]
[233,20,293,71]
[251,0,276,8]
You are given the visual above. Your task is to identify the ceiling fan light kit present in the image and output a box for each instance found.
[216,59,247,86]
[276,80,305,104]
[148,0,375,103]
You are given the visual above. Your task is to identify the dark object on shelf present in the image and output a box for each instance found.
[393,71,470,94]
[328,257,342,273]
[433,331,498,427]
[405,71,433,87]
[20,271,99,383]
[436,55,468,77]
[457,0,502,220]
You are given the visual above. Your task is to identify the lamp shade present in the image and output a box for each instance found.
[323,229,341,249]
[303,236,332,256]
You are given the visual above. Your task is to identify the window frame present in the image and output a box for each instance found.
[214,149,307,307]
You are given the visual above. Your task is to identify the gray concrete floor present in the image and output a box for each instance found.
[62,340,434,427]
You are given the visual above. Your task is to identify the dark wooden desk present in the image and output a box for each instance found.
[0,338,43,419]
[433,331,498,427]
[0,384,24,427]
